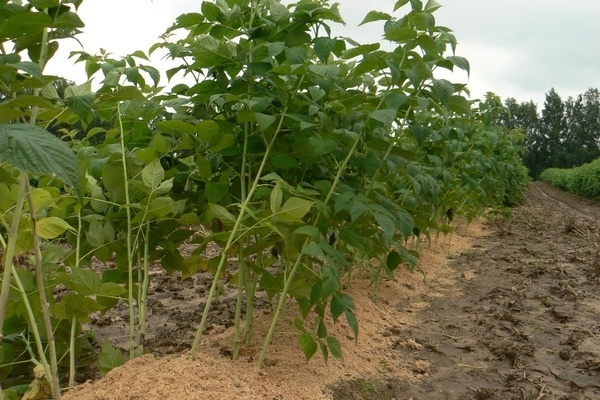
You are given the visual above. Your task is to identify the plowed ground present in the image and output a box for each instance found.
[65,182,600,400]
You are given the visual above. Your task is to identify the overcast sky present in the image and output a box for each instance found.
[45,0,600,108]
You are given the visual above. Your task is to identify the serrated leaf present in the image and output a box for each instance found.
[297,333,318,361]
[147,197,176,218]
[98,340,124,375]
[201,1,221,21]
[447,55,470,77]
[302,242,324,258]
[64,80,93,98]
[386,250,403,271]
[270,0,290,21]
[369,109,397,125]
[293,225,320,239]
[141,160,164,190]
[205,182,228,203]
[41,83,60,99]
[373,212,396,241]
[425,0,442,12]
[37,216,74,239]
[208,203,236,224]
[432,78,455,104]
[394,0,410,11]
[280,197,313,222]
[156,120,197,135]
[255,112,277,131]
[71,267,101,296]
[314,37,335,63]
[0,124,81,195]
[340,43,380,60]
[359,10,392,25]
[345,309,359,341]
[270,182,282,214]
[9,61,44,81]
[327,336,343,359]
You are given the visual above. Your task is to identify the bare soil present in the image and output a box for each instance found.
[63,182,600,400]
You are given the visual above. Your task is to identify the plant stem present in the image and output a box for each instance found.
[116,103,138,358]
[139,223,151,352]
[11,264,54,397]
[258,110,369,367]
[189,107,289,358]
[68,317,77,387]
[25,178,61,399]
[0,172,27,337]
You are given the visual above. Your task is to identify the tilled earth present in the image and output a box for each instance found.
[70,182,600,400]
[332,182,600,400]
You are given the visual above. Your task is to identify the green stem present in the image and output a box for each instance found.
[139,223,151,352]
[258,78,402,365]
[232,244,245,360]
[25,178,61,399]
[258,109,369,367]
[116,103,137,358]
[68,317,76,387]
[189,106,290,358]
[11,264,54,397]
[0,172,27,337]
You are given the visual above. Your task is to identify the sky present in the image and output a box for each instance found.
[44,0,600,108]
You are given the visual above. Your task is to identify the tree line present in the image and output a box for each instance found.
[498,88,600,179]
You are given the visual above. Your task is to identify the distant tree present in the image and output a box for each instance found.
[499,88,600,179]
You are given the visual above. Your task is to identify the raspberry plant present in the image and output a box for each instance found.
[0,0,529,398]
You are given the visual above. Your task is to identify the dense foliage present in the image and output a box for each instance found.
[0,0,528,398]
[500,88,600,179]
[540,158,600,199]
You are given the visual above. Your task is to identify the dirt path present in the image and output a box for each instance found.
[332,182,600,400]
[64,182,600,400]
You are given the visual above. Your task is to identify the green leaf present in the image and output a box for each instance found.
[37,216,75,239]
[345,309,359,341]
[369,109,397,125]
[424,0,443,12]
[142,160,165,190]
[208,203,236,224]
[384,22,417,42]
[201,1,221,21]
[98,340,124,375]
[71,267,101,296]
[64,80,93,98]
[196,120,220,140]
[270,182,282,213]
[279,197,313,222]
[327,336,343,359]
[156,120,197,135]
[205,182,229,203]
[0,12,52,37]
[373,212,395,240]
[269,0,290,21]
[255,113,277,132]
[314,37,335,63]
[447,55,470,77]
[9,62,44,81]
[340,43,380,60]
[386,250,403,272]
[66,94,95,121]
[270,153,299,169]
[195,155,212,180]
[0,124,81,195]
[147,197,176,218]
[293,225,320,240]
[297,333,318,361]
[359,11,392,25]
[432,79,455,104]
[393,0,410,11]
